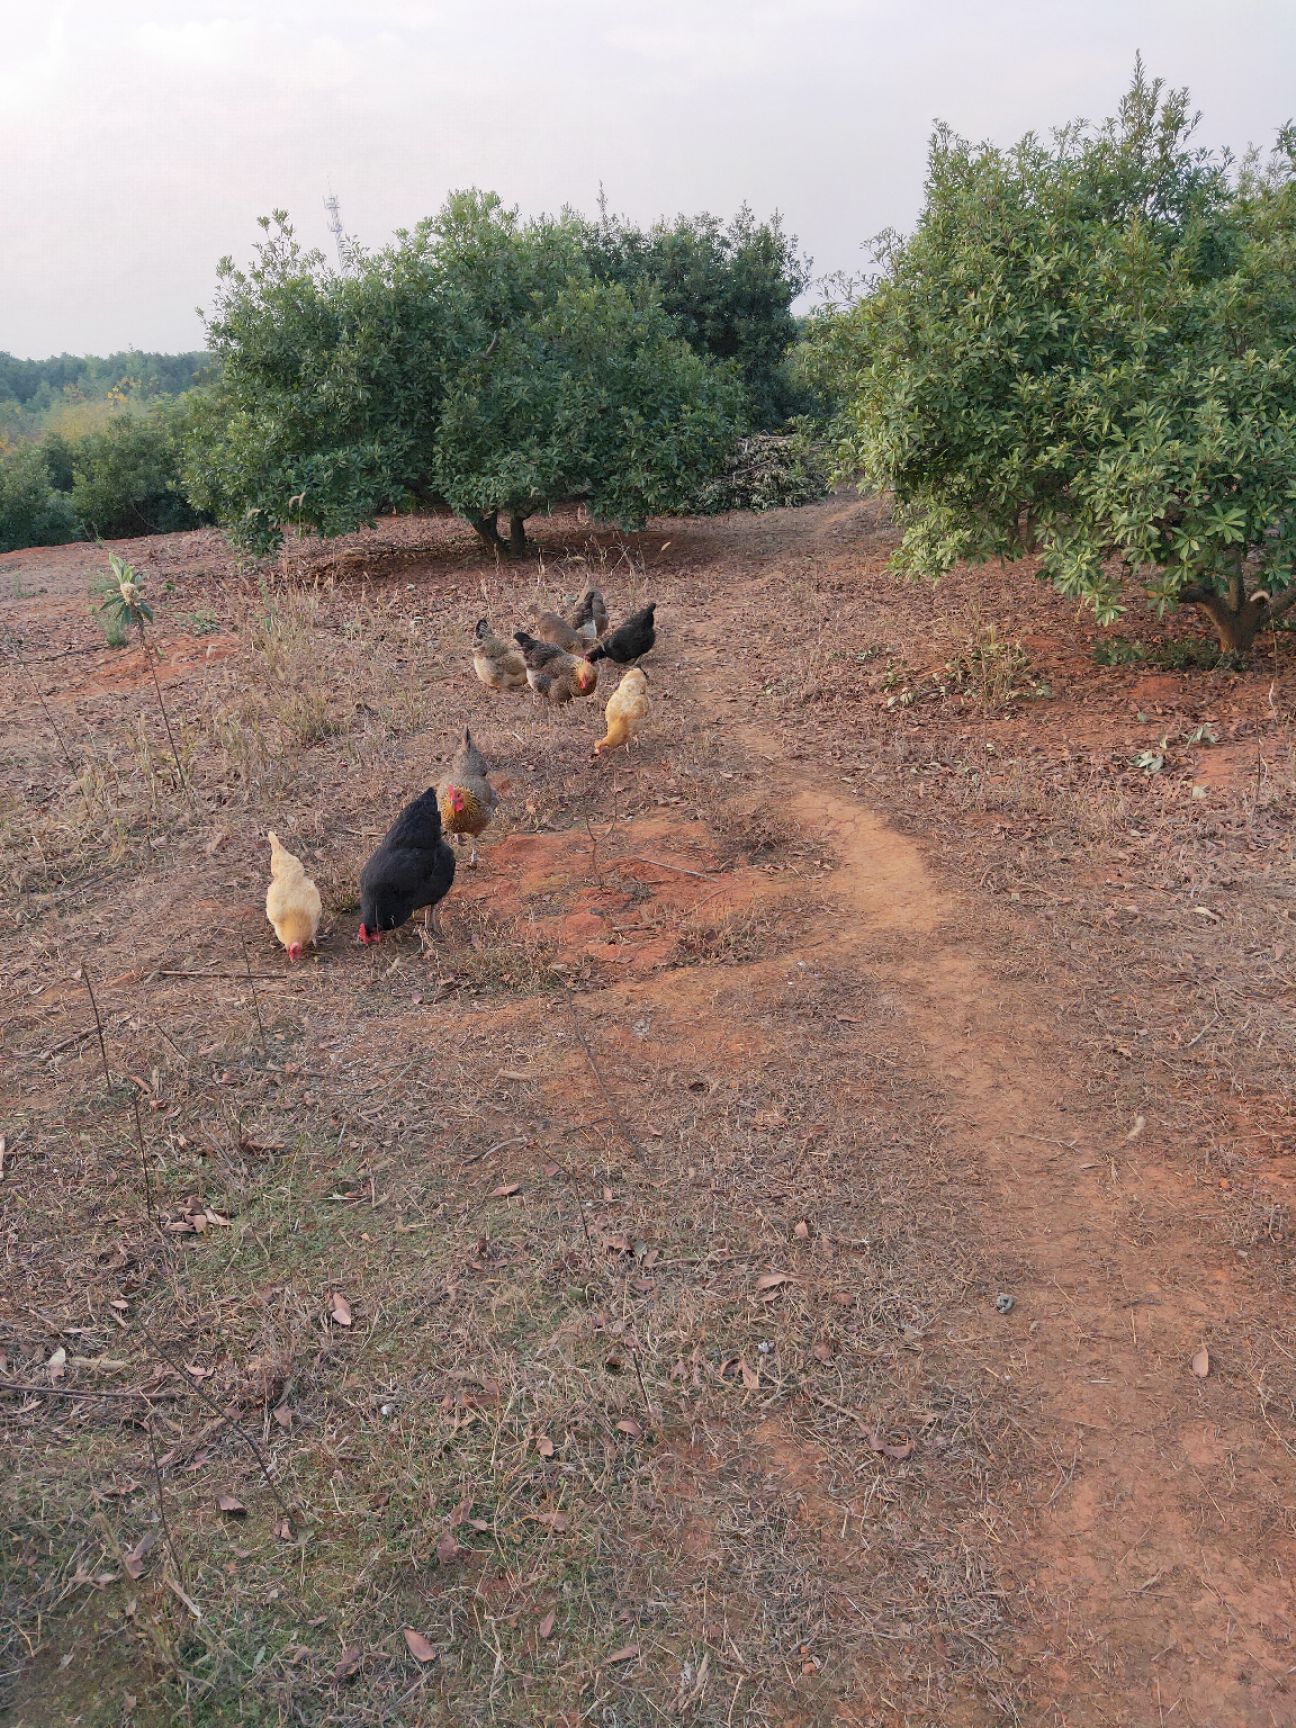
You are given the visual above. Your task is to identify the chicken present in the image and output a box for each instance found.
[534,610,588,654]
[358,788,455,944]
[437,726,498,867]
[265,832,322,961]
[514,631,599,704]
[565,587,609,642]
[595,668,650,756]
[472,617,528,693]
[586,602,656,666]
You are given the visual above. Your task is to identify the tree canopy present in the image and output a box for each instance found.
[812,63,1296,653]
[189,193,745,556]
[579,201,811,428]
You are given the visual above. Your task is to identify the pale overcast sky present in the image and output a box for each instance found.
[3,0,1293,359]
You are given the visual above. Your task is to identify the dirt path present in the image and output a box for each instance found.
[682,600,1296,1727]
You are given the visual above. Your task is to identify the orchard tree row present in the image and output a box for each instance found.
[185,194,812,557]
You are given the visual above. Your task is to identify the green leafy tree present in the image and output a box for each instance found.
[581,201,811,428]
[191,195,743,557]
[0,442,77,552]
[816,64,1296,655]
[71,397,209,539]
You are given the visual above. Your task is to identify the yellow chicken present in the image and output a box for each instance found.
[265,831,322,961]
[595,668,650,755]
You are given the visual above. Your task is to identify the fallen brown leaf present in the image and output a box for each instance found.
[605,1644,640,1665]
[436,1530,462,1565]
[123,1530,156,1580]
[47,1346,66,1381]
[491,1182,521,1199]
[401,1628,438,1664]
[538,1611,556,1640]
[615,1419,642,1439]
[328,1292,353,1327]
[755,1273,793,1293]
[535,1435,555,1458]
[216,1494,247,1516]
[794,1221,810,1240]
[1192,1347,1211,1378]
[865,1428,914,1461]
[811,1339,833,1364]
[528,1511,568,1533]
[332,1645,363,1684]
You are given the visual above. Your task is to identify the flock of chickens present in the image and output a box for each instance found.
[264,587,657,959]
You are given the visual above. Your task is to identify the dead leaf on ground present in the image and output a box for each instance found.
[47,1346,67,1381]
[865,1428,914,1461]
[756,1272,793,1294]
[491,1182,521,1199]
[401,1628,438,1663]
[605,1644,640,1665]
[811,1339,833,1364]
[528,1511,568,1533]
[328,1292,353,1327]
[123,1530,156,1580]
[1192,1347,1211,1378]
[331,1645,363,1683]
[538,1611,556,1640]
[615,1419,642,1439]
[535,1435,555,1458]
[794,1220,810,1240]
[720,1355,761,1391]
[216,1494,247,1516]
[271,1403,293,1430]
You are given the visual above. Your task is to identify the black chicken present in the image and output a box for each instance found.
[585,603,656,666]
[357,787,456,944]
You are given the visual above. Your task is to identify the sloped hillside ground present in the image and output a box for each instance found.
[2,496,1294,1727]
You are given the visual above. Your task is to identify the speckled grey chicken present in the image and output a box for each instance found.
[565,587,609,643]
[437,726,498,868]
[514,631,599,704]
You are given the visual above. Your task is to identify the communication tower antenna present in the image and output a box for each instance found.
[323,191,346,270]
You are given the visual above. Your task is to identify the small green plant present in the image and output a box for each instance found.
[97,553,188,793]
[1093,637,1148,667]
[187,608,220,636]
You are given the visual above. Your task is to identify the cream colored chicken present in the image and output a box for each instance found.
[265,831,322,960]
[594,668,650,755]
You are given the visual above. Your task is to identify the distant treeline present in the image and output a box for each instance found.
[0,349,213,424]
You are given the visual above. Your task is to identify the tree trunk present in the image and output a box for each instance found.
[1181,584,1270,656]
[508,512,528,558]
[470,511,505,556]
